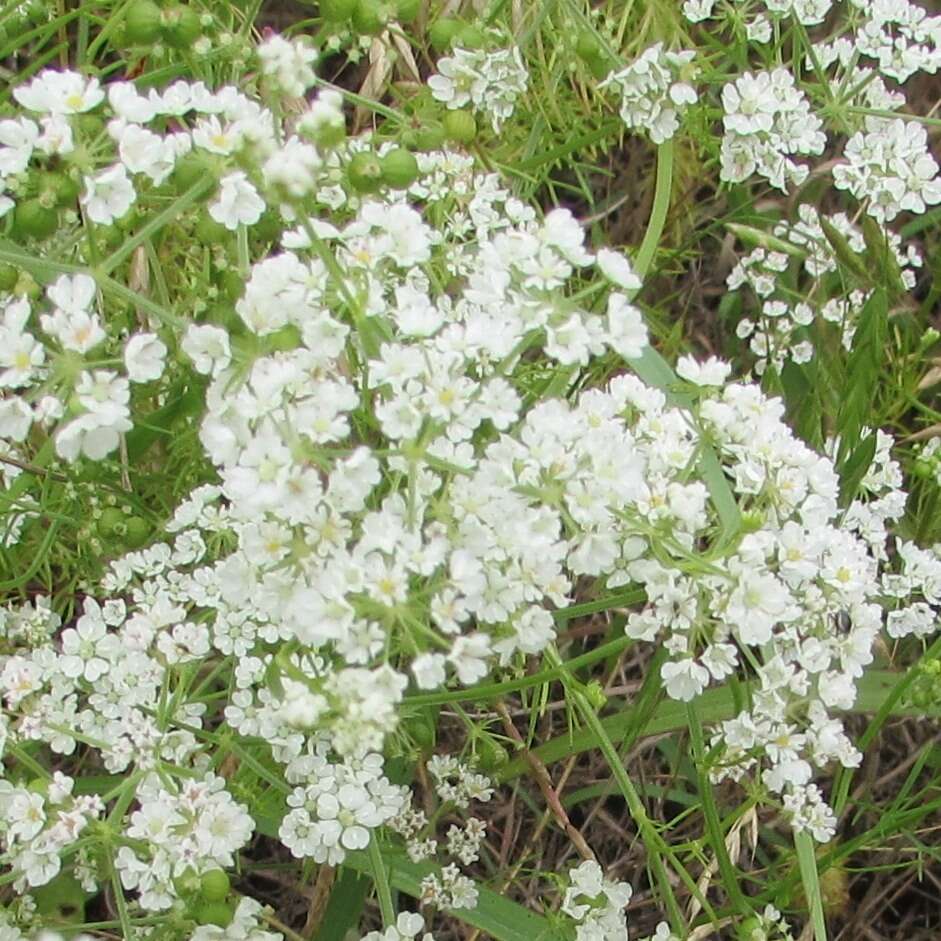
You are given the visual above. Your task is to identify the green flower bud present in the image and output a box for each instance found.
[583,680,607,709]
[475,736,509,771]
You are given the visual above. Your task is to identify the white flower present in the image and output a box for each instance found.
[124,333,167,383]
[257,35,318,97]
[14,70,104,114]
[606,293,647,358]
[676,355,731,386]
[47,273,97,315]
[209,172,265,230]
[661,658,709,701]
[181,324,231,376]
[81,164,136,224]
[596,248,642,290]
[600,44,698,144]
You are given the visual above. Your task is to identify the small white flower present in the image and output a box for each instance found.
[81,164,136,224]
[124,333,167,383]
[209,172,265,230]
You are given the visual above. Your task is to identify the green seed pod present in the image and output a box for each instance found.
[588,55,612,80]
[0,263,18,292]
[253,210,283,243]
[97,507,126,537]
[124,0,163,45]
[320,0,357,21]
[14,271,41,300]
[195,212,230,244]
[413,121,446,152]
[735,916,763,941]
[161,4,201,49]
[192,900,235,928]
[351,0,390,35]
[39,171,80,208]
[199,869,231,903]
[347,150,384,194]
[218,270,244,302]
[173,152,216,192]
[442,109,477,144]
[575,30,602,63]
[173,867,202,899]
[475,736,508,772]
[455,23,486,49]
[380,147,419,189]
[12,199,58,240]
[394,0,420,24]
[262,324,302,354]
[24,0,47,25]
[124,516,152,549]
[428,17,461,51]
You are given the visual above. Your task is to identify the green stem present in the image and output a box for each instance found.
[795,830,827,941]
[633,139,674,283]
[546,646,690,935]
[368,836,396,928]
[687,704,749,917]
[831,632,941,817]
[404,627,640,707]
[98,177,216,276]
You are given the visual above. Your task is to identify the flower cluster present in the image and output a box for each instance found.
[191,897,284,941]
[598,43,697,144]
[833,117,941,223]
[720,69,826,191]
[0,773,103,892]
[116,773,254,910]
[361,912,435,941]
[428,45,528,132]
[389,756,491,903]
[280,752,406,864]
[848,0,941,82]
[560,860,633,941]
[257,34,318,97]
[1,273,168,465]
[685,0,833,28]
[4,0,941,933]
[727,203,922,373]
